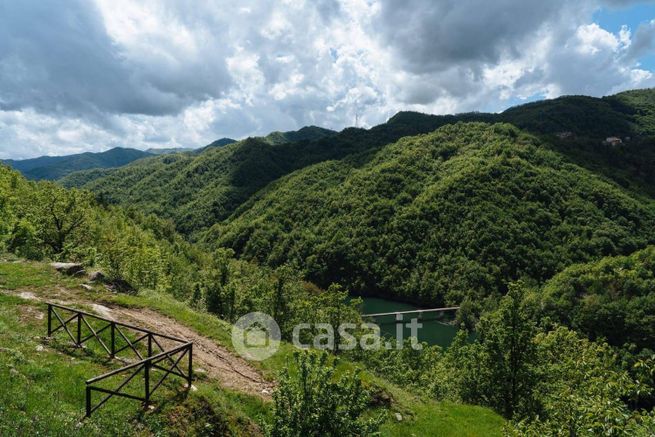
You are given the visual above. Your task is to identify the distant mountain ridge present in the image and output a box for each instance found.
[3,147,153,180]
[263,126,337,145]
[5,140,237,181]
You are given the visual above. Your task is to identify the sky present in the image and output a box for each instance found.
[0,0,654,159]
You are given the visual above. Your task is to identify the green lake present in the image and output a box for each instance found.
[357,296,459,348]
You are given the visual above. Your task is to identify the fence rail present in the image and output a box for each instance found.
[46,302,193,417]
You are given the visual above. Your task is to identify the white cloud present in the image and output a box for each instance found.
[575,23,622,54]
[0,0,654,159]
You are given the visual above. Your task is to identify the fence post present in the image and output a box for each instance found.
[110,322,115,358]
[47,304,52,337]
[147,333,152,358]
[77,313,82,347]
[188,344,193,388]
[86,385,92,417]
[144,360,151,406]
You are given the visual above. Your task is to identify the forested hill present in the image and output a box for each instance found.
[61,89,655,238]
[210,122,655,305]
[3,147,153,180]
[262,125,337,145]
[61,114,469,235]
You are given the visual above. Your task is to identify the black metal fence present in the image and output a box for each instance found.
[46,302,193,417]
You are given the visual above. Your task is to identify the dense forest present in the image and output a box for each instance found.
[212,122,655,305]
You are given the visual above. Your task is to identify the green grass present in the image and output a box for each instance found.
[0,257,80,291]
[0,259,505,436]
[380,400,505,436]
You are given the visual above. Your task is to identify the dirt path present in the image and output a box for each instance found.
[109,306,274,398]
[6,289,274,400]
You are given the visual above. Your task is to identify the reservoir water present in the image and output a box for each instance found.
[358,296,459,348]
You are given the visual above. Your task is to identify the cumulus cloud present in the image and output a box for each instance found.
[0,0,232,119]
[0,0,653,159]
[370,0,654,110]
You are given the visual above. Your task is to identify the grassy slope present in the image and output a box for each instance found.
[0,259,504,436]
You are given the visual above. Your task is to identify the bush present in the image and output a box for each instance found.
[266,351,383,437]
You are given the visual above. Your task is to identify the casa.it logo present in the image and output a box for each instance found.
[232,312,281,361]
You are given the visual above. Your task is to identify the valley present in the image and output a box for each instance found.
[2,88,655,435]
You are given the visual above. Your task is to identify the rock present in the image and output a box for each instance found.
[80,284,93,291]
[395,413,403,422]
[35,345,44,352]
[88,271,106,283]
[91,304,113,319]
[18,291,37,300]
[50,262,84,276]
[369,386,393,407]
[105,278,134,294]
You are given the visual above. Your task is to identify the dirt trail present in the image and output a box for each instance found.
[6,289,273,400]
[110,306,274,398]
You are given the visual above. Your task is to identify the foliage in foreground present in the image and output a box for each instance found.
[540,245,655,349]
[351,283,655,435]
[266,351,383,437]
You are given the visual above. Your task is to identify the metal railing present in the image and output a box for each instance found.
[46,302,193,417]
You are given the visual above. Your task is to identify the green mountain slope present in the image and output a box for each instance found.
[500,95,632,137]
[608,88,655,136]
[499,90,655,197]
[62,89,655,239]
[262,125,337,145]
[62,117,473,235]
[540,245,655,349]
[4,147,153,180]
[211,123,655,305]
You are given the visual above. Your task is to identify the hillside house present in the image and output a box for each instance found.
[604,136,623,146]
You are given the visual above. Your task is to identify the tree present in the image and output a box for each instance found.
[465,281,539,419]
[512,327,655,436]
[314,284,360,352]
[204,248,235,318]
[267,351,382,437]
[28,182,92,257]
[270,265,300,338]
